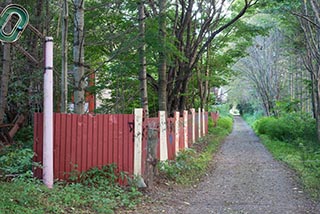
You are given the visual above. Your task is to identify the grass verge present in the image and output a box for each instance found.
[0,166,142,214]
[245,113,320,200]
[158,116,233,186]
[259,135,320,199]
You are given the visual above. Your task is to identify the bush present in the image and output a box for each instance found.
[0,147,34,178]
[213,116,233,135]
[0,164,142,213]
[243,111,263,126]
[210,104,232,118]
[158,116,233,185]
[254,113,317,146]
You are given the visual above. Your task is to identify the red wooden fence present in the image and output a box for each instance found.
[34,113,134,180]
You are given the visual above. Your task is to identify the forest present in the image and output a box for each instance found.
[0,0,320,212]
[0,0,319,136]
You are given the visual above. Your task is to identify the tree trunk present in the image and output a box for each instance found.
[138,0,149,117]
[73,0,85,114]
[61,0,69,113]
[158,0,167,112]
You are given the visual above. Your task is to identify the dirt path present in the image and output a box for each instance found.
[126,116,319,214]
[180,116,320,214]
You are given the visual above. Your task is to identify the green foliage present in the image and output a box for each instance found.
[249,112,320,199]
[261,136,320,199]
[158,116,233,185]
[13,126,33,143]
[254,113,317,145]
[275,99,300,115]
[243,111,264,126]
[0,164,142,213]
[0,147,35,178]
[210,104,231,117]
[211,116,233,136]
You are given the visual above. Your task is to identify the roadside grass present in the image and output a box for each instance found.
[158,116,233,186]
[0,166,142,214]
[246,113,320,199]
[260,135,320,199]
[1,135,142,213]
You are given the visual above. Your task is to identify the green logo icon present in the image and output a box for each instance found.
[0,4,29,43]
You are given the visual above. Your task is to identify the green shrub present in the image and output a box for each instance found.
[0,148,34,178]
[210,104,232,118]
[13,126,33,143]
[254,113,317,145]
[159,116,233,185]
[215,116,233,133]
[0,164,142,213]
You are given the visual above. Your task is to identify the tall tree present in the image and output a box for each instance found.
[73,0,86,114]
[158,0,167,112]
[61,0,69,113]
[146,0,258,114]
[298,0,320,141]
[235,30,287,116]
[138,0,149,117]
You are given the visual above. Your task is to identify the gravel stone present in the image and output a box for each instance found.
[182,116,319,214]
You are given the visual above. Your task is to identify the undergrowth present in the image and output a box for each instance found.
[248,113,320,199]
[0,165,142,214]
[158,116,233,186]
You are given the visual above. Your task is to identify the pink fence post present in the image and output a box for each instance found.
[43,37,54,188]
[134,108,143,176]
[198,108,202,138]
[183,110,188,149]
[191,108,195,143]
[202,108,205,136]
[174,111,180,156]
[159,111,168,161]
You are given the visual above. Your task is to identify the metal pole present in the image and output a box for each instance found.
[43,37,54,188]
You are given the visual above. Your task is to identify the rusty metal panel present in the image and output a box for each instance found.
[167,117,175,160]
[195,113,199,141]
[188,114,193,147]
[33,113,43,178]
[179,117,184,150]
[128,114,134,176]
[205,112,209,134]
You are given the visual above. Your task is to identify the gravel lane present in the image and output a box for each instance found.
[182,116,319,214]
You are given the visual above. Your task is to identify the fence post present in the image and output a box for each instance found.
[191,108,195,143]
[198,108,201,138]
[159,111,168,161]
[183,110,188,149]
[43,37,54,189]
[134,108,143,177]
[174,111,180,156]
[202,108,205,136]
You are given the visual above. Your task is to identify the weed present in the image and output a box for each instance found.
[158,116,233,186]
[0,164,142,213]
